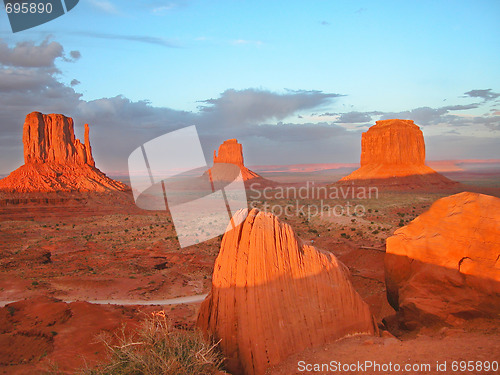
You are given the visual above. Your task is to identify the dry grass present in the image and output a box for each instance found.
[82,311,224,375]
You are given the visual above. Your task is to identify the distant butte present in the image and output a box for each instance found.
[211,139,261,181]
[338,119,458,188]
[0,112,128,192]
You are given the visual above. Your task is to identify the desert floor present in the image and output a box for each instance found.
[0,170,499,374]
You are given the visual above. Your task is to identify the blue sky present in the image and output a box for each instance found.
[0,0,499,173]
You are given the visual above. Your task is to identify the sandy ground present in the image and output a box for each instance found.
[0,171,499,374]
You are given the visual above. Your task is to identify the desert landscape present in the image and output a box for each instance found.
[1,3,499,374]
[0,112,498,375]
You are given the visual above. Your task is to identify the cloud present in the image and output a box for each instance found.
[338,111,373,123]
[244,122,349,142]
[198,89,343,127]
[70,32,178,48]
[472,115,500,131]
[464,89,500,101]
[90,0,119,15]
[70,50,81,60]
[380,102,482,126]
[0,39,65,67]
[0,39,83,172]
[0,38,499,174]
[146,0,190,14]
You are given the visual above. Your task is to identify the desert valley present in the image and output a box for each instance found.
[0,113,500,375]
[0,112,498,375]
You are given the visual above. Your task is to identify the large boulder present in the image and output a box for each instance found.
[385,192,500,328]
[197,208,377,375]
[339,119,457,188]
[0,112,128,192]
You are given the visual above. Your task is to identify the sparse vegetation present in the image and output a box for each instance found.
[81,312,224,375]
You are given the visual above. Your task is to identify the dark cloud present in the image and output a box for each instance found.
[380,103,481,126]
[442,103,479,111]
[338,111,372,123]
[70,32,179,48]
[0,38,65,67]
[0,38,498,174]
[198,89,343,127]
[472,115,500,131]
[70,50,81,60]
[0,39,83,173]
[464,89,500,101]
[243,122,348,142]
[427,135,500,160]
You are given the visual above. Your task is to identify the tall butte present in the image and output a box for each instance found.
[212,139,260,181]
[197,208,377,375]
[338,119,457,188]
[0,112,128,192]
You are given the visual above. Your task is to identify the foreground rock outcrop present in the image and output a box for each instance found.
[197,209,377,375]
[385,192,500,328]
[0,112,128,192]
[339,119,457,188]
[212,139,260,181]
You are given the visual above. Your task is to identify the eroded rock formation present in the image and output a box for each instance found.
[385,192,500,328]
[339,119,457,188]
[212,139,260,181]
[197,208,377,375]
[0,112,128,192]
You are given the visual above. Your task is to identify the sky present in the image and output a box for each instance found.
[0,0,499,174]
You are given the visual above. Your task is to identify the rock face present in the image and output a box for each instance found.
[212,139,260,181]
[197,209,377,375]
[23,112,95,166]
[0,112,128,192]
[339,119,457,188]
[385,192,500,328]
[360,119,425,166]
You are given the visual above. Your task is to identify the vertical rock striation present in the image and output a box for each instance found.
[0,112,128,192]
[197,209,377,375]
[339,119,457,188]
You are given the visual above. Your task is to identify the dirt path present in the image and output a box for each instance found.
[0,293,208,307]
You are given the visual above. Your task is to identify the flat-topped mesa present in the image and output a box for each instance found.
[211,139,260,181]
[360,119,425,166]
[197,209,377,375]
[338,119,458,188]
[0,112,128,192]
[23,112,95,166]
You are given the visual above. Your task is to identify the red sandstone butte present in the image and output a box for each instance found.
[212,139,260,181]
[0,112,128,192]
[385,192,500,328]
[339,119,457,188]
[197,208,377,375]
